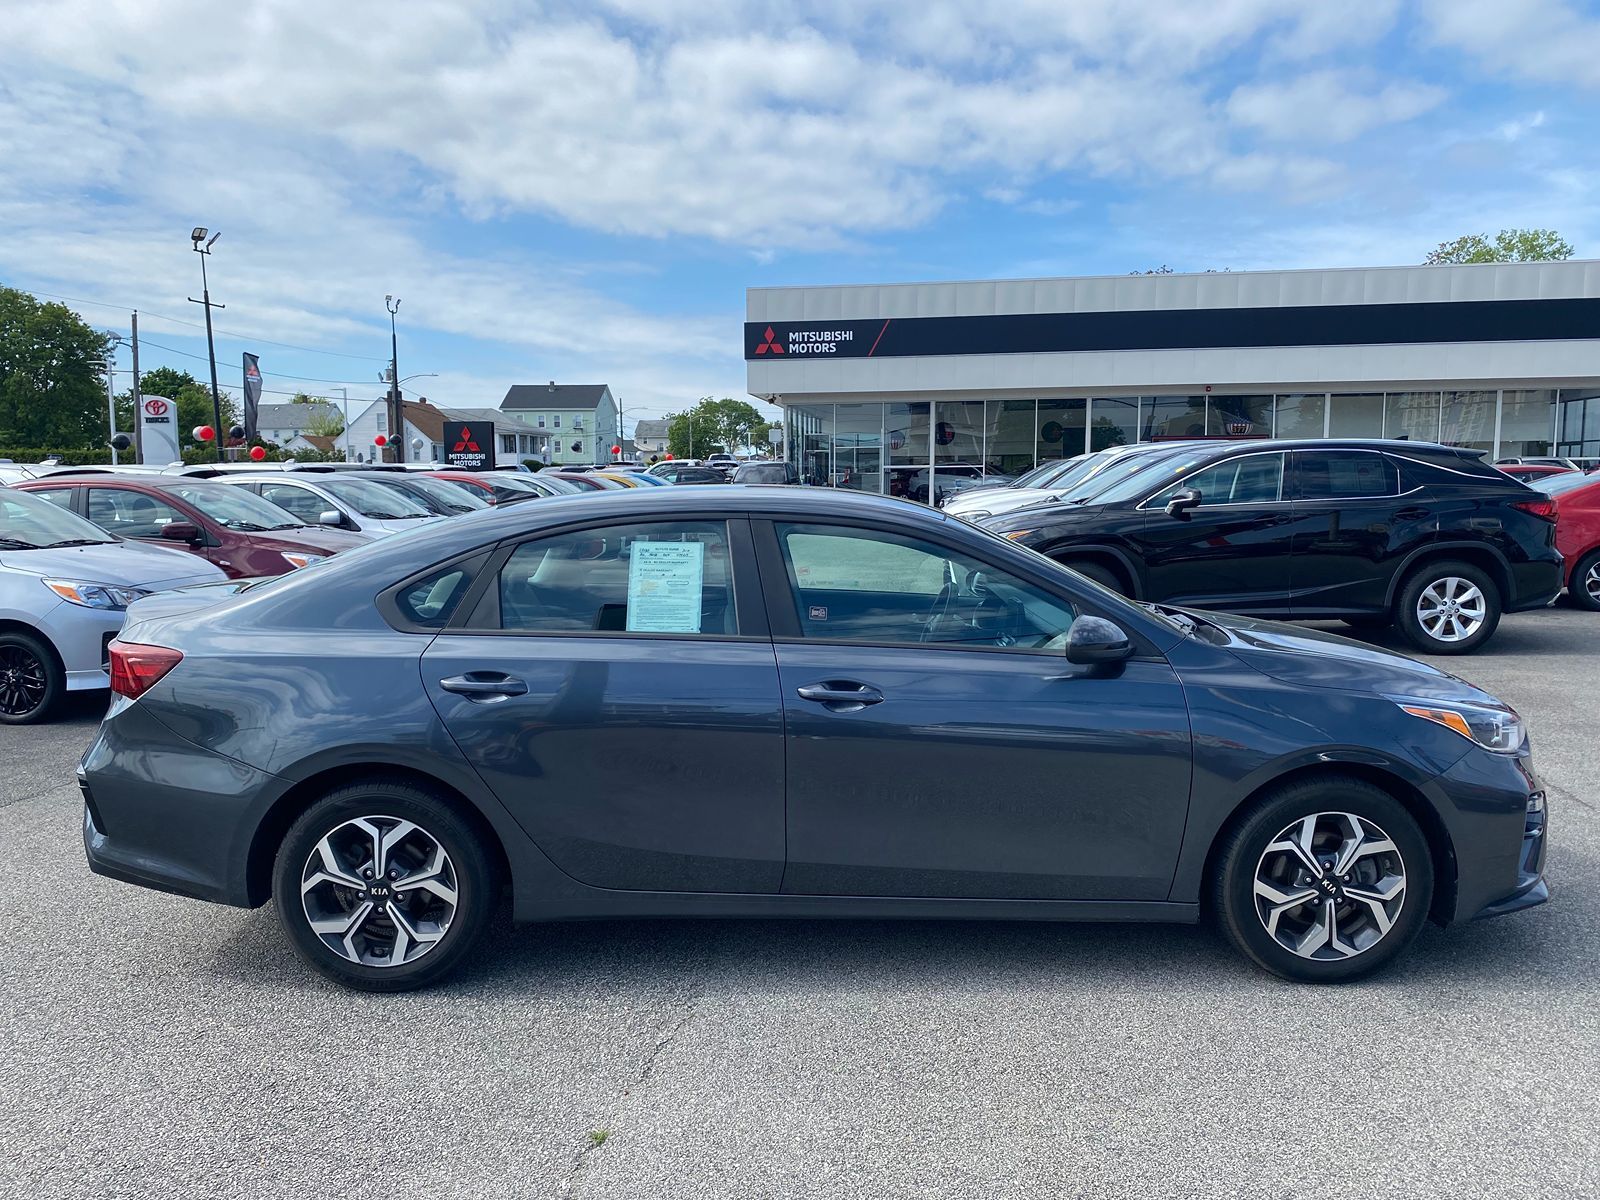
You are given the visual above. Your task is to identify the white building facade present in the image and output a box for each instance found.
[746,261,1600,496]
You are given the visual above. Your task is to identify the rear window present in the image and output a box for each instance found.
[395,563,478,628]
[1291,451,1398,500]
[735,463,792,484]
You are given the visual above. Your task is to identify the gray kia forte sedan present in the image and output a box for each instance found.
[80,487,1548,990]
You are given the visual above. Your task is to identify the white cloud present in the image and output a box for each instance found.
[1226,71,1447,144]
[1420,0,1600,84]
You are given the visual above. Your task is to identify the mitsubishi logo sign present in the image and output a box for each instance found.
[754,326,784,355]
[443,420,493,471]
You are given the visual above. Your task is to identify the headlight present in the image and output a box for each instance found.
[280,552,327,570]
[43,578,146,611]
[1394,698,1526,754]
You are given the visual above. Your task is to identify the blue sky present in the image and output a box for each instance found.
[2,0,1597,432]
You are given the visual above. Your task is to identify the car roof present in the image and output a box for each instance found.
[16,471,226,492]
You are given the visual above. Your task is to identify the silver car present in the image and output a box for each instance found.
[0,487,226,723]
[207,472,439,538]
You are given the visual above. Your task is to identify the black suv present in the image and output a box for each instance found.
[982,439,1563,654]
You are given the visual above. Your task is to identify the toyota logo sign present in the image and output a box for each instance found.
[143,398,170,417]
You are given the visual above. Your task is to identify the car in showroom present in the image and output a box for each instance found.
[82,486,1546,990]
[0,486,225,723]
[978,439,1563,655]
[17,474,370,578]
[1532,470,1600,610]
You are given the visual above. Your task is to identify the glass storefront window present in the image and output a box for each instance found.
[986,400,1037,476]
[1036,399,1087,463]
[1273,394,1324,439]
[791,404,833,488]
[1384,392,1439,442]
[1205,396,1272,438]
[1328,393,1383,438]
[885,401,930,500]
[833,404,883,493]
[1500,390,1556,458]
[930,400,987,503]
[1440,390,1495,453]
[1557,389,1600,460]
[1142,395,1207,440]
[1089,397,1138,451]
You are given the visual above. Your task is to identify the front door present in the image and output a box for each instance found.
[422,517,785,893]
[758,520,1192,901]
[1130,450,1296,612]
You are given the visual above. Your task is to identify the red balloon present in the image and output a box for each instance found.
[194,425,216,442]
[373,434,388,447]
[610,444,621,455]
[664,453,674,461]
[249,445,267,462]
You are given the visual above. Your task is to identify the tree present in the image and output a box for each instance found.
[289,391,323,404]
[138,366,199,400]
[666,405,724,459]
[1424,228,1574,265]
[304,406,346,439]
[663,397,774,458]
[0,286,114,447]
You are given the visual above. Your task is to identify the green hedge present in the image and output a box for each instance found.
[1,443,341,467]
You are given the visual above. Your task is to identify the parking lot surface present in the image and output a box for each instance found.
[2,611,1597,1199]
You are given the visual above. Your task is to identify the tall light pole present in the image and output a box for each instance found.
[188,228,225,461]
[385,295,402,463]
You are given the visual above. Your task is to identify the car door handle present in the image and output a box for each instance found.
[796,681,884,709]
[439,673,528,700]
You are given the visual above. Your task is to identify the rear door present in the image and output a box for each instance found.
[1286,450,1430,615]
[421,515,786,893]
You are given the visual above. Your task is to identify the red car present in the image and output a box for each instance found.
[18,473,370,578]
[1498,464,1572,481]
[1533,471,1600,610]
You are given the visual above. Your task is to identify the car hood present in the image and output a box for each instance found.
[0,540,226,591]
[1191,609,1501,706]
[947,487,1072,519]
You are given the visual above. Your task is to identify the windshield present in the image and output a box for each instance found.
[1532,472,1597,497]
[1,488,117,548]
[164,481,305,530]
[1010,456,1085,489]
[1078,448,1217,506]
[321,476,433,519]
[530,474,581,494]
[399,474,489,511]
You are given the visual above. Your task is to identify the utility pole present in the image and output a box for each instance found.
[130,312,142,462]
[102,351,119,466]
[187,228,225,461]
[385,296,403,463]
[334,387,350,462]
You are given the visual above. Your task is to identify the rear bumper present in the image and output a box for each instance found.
[1505,557,1564,612]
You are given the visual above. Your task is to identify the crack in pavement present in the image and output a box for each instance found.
[0,779,79,814]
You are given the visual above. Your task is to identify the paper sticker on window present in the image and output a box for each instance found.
[626,541,706,633]
[808,605,828,621]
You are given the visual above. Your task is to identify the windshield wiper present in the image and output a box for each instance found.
[41,538,113,548]
[226,522,269,532]
[0,538,42,549]
[1143,602,1196,634]
[268,523,305,531]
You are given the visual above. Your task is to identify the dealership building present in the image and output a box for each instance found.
[745,260,1600,495]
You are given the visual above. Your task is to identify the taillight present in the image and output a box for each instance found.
[1512,498,1557,521]
[108,641,183,700]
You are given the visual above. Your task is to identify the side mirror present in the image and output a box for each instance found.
[158,521,202,544]
[1164,487,1202,519]
[317,510,344,527]
[1065,616,1133,665]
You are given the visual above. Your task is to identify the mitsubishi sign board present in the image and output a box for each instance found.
[138,395,181,464]
[443,420,493,470]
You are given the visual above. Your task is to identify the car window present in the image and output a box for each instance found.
[398,474,490,511]
[164,481,304,529]
[1149,453,1283,507]
[0,489,115,547]
[495,521,734,635]
[256,482,331,523]
[24,487,75,510]
[1292,451,1398,500]
[775,523,1076,650]
[1534,472,1598,497]
[397,564,476,627]
[322,476,433,518]
[86,488,189,538]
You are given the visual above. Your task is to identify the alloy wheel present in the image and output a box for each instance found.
[300,815,459,967]
[0,645,48,717]
[1253,812,1407,961]
[1415,576,1486,643]
[1586,562,1600,606]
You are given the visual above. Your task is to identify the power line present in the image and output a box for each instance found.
[137,337,389,386]
[9,284,390,363]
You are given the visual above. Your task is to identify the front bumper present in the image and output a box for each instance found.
[1438,747,1549,923]
[32,599,124,691]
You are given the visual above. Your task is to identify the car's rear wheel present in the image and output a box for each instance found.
[1212,776,1432,983]
[0,630,63,725]
[1568,549,1600,612]
[1393,560,1500,655]
[273,780,496,992]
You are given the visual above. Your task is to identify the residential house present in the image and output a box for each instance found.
[256,402,343,454]
[499,382,620,466]
[632,419,671,459]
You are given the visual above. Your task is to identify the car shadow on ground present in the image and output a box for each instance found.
[1302,607,1596,660]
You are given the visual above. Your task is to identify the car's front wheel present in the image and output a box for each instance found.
[1393,560,1500,654]
[1568,549,1600,612]
[273,780,496,991]
[1212,776,1433,983]
[0,630,63,725]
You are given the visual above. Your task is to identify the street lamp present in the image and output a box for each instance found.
[385,296,402,462]
[187,228,226,461]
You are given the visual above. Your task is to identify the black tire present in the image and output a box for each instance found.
[1211,775,1433,983]
[1062,559,1126,594]
[273,779,497,992]
[1339,615,1391,630]
[1567,549,1600,612]
[0,630,64,725]
[1393,559,1500,655]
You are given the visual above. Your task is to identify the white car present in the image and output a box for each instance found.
[213,473,439,538]
[944,442,1208,521]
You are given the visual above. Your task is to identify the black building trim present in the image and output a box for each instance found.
[744,297,1600,361]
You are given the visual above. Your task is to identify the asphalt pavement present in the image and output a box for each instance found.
[2,611,1596,1198]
